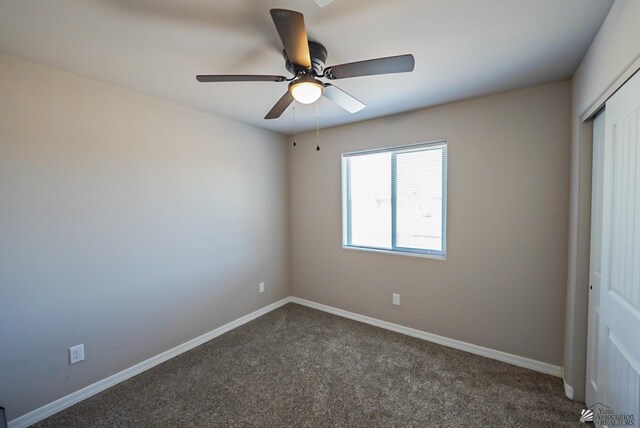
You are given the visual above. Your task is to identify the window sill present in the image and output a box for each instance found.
[342,245,446,260]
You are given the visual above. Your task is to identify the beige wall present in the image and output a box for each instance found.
[563,0,640,400]
[289,81,571,366]
[0,55,290,421]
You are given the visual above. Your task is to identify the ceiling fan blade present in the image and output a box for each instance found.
[324,54,415,80]
[265,91,294,119]
[323,84,365,113]
[196,75,286,82]
[270,9,312,69]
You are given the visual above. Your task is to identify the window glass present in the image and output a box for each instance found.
[343,142,447,258]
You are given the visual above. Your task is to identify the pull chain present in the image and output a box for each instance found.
[292,104,297,147]
[316,102,320,151]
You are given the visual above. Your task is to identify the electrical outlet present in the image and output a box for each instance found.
[69,344,84,365]
[259,282,265,293]
[392,293,400,306]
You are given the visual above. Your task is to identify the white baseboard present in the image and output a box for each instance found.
[9,295,564,427]
[563,377,574,400]
[290,297,563,378]
[8,297,292,428]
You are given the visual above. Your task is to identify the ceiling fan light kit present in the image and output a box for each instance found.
[196,9,415,120]
[289,75,324,104]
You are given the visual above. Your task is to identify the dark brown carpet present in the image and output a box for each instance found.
[35,303,584,427]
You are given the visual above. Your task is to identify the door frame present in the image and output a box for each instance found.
[566,63,640,402]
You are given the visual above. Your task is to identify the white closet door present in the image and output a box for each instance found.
[596,70,640,425]
[586,111,605,407]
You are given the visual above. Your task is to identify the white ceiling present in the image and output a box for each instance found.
[0,0,612,135]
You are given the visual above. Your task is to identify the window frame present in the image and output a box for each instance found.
[341,140,448,259]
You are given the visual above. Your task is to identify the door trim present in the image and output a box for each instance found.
[581,60,640,122]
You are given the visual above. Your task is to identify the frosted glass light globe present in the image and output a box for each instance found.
[290,79,324,104]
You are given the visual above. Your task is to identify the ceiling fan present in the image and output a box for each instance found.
[196,9,415,120]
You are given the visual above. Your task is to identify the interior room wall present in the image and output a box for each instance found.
[0,55,290,421]
[563,0,640,401]
[289,80,571,366]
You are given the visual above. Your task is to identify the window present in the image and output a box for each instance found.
[342,141,447,258]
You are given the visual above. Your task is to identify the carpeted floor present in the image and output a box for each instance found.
[35,303,585,427]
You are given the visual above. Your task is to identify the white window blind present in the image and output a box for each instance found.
[343,141,447,257]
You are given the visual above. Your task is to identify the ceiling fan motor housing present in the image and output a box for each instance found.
[285,40,328,76]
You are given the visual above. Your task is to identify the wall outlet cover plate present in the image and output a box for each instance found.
[69,344,84,364]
